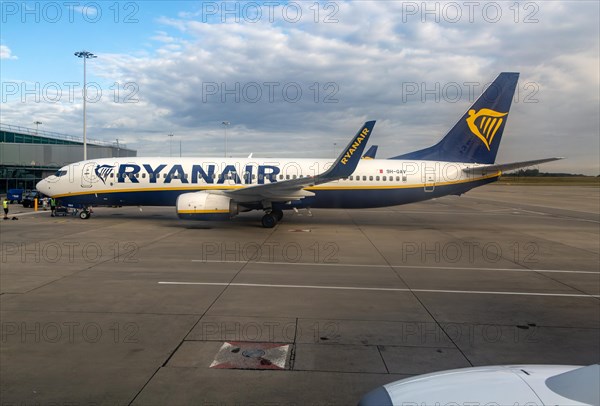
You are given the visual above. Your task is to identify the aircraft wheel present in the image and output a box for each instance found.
[272,209,284,222]
[79,211,91,220]
[261,213,277,228]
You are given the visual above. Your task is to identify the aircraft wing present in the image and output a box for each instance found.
[222,121,375,203]
[464,157,564,175]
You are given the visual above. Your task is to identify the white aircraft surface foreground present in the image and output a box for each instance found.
[358,364,600,406]
[37,72,561,227]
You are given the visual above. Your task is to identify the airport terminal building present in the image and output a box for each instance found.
[0,123,136,194]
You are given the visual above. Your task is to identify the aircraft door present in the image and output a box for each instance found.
[424,167,436,192]
[81,162,95,188]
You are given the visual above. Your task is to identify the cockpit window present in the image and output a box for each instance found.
[54,169,67,177]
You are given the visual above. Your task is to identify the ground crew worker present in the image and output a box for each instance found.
[50,197,56,217]
[3,197,8,220]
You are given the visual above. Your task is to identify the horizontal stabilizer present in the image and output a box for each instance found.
[463,157,564,174]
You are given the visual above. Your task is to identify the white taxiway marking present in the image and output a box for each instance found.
[158,282,600,298]
[8,211,47,217]
[191,260,598,275]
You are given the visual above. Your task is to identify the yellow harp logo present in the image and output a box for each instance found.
[466,108,508,151]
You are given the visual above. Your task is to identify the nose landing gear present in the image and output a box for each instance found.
[78,207,93,219]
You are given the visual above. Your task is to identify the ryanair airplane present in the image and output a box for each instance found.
[36,72,560,228]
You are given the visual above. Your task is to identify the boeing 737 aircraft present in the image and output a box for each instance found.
[36,72,561,227]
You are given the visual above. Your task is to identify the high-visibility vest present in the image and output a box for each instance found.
[50,198,56,206]
[2,200,7,209]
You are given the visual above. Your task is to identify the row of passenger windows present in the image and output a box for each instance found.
[347,175,408,182]
[113,173,408,182]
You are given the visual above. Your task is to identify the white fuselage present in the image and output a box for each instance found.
[36,157,499,209]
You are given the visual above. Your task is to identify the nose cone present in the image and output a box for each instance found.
[36,178,50,195]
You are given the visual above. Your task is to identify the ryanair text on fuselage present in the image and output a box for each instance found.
[104,163,283,185]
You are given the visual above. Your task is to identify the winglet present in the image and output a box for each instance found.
[321,120,376,180]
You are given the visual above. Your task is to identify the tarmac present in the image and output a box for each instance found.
[1,184,599,405]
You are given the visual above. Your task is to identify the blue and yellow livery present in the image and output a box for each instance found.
[37,72,561,228]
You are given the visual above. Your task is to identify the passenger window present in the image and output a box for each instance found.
[293,175,297,179]
[142,173,146,179]
[396,176,400,181]
[382,176,386,181]
[376,176,380,181]
[286,175,290,180]
[402,175,407,182]
[362,176,367,181]
[369,176,373,181]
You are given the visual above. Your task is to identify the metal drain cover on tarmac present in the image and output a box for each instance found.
[209,342,291,370]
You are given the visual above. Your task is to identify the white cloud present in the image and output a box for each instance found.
[0,45,17,60]
[2,1,598,174]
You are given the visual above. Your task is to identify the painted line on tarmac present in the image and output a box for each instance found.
[158,281,600,298]
[7,211,47,217]
[191,260,598,274]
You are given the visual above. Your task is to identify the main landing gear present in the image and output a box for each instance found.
[261,209,283,228]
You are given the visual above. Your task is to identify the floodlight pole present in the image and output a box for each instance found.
[222,121,230,157]
[33,121,42,135]
[74,50,97,161]
[168,133,174,157]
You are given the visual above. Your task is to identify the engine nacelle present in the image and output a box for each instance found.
[176,192,239,220]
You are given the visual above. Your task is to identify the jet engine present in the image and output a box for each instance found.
[176,191,239,220]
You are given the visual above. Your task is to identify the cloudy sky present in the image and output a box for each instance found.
[1,1,598,174]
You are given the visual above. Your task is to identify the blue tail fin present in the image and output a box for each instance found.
[391,72,519,164]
